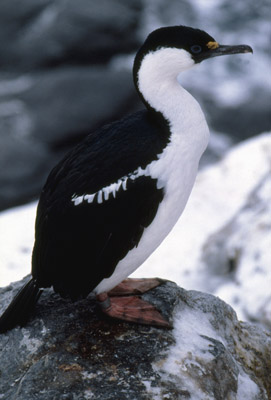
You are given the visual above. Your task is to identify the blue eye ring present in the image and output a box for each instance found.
[191,45,202,54]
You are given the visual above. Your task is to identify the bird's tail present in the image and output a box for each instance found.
[0,278,42,333]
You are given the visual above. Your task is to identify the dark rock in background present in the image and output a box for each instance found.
[0,133,49,211]
[199,88,271,141]
[0,0,142,71]
[21,67,137,146]
[0,278,270,399]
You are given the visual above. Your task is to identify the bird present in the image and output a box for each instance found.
[0,25,252,333]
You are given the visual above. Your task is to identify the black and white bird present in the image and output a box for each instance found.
[0,26,252,332]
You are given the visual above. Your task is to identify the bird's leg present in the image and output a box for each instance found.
[108,277,163,296]
[96,278,171,328]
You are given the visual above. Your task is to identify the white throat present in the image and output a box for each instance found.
[137,47,209,153]
[137,48,194,114]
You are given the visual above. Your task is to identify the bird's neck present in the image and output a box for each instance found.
[134,48,209,145]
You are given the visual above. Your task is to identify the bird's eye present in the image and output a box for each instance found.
[190,45,202,54]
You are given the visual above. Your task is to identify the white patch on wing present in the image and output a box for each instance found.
[71,167,148,206]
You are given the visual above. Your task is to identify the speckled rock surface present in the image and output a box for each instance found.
[0,278,270,400]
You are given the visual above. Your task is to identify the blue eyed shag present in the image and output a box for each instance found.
[0,26,252,332]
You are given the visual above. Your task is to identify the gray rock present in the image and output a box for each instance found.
[0,278,270,399]
[19,67,137,145]
[198,89,271,141]
[0,0,142,71]
[0,133,50,211]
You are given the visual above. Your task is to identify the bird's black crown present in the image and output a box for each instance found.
[136,25,217,63]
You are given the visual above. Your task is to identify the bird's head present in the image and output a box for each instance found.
[134,25,253,73]
[134,25,253,106]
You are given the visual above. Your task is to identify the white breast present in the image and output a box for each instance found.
[94,48,210,294]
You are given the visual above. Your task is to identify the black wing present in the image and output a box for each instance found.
[32,110,168,299]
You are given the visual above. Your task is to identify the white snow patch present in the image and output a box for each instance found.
[214,175,271,325]
[150,307,226,399]
[236,372,261,399]
[0,202,36,287]
[161,307,224,371]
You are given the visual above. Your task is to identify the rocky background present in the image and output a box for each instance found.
[0,0,270,211]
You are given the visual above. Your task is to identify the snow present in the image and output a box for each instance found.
[148,304,262,400]
[236,373,261,399]
[0,133,270,328]
[0,202,36,287]
[213,174,271,324]
[162,308,224,368]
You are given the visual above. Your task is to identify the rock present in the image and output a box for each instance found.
[19,66,137,146]
[0,0,142,71]
[0,131,50,210]
[201,89,271,142]
[201,172,271,329]
[0,277,270,399]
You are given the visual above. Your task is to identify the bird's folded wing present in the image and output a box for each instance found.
[32,173,164,299]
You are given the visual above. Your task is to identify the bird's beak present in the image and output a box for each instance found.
[208,44,253,58]
[196,42,253,63]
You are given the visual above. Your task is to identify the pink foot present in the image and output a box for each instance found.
[97,278,171,328]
